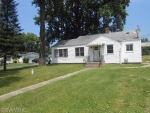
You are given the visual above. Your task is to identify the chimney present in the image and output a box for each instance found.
[105,27,109,34]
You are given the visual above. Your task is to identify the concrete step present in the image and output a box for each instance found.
[85,62,100,68]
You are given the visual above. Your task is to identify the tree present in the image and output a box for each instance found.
[141,37,149,42]
[0,0,22,71]
[22,33,40,53]
[32,0,129,47]
[32,0,46,66]
[141,37,150,55]
[45,0,130,43]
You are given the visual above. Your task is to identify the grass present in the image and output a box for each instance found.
[142,55,150,62]
[0,67,150,113]
[0,63,38,70]
[101,63,145,69]
[0,64,84,95]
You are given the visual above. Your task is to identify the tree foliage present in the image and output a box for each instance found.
[21,33,40,53]
[142,47,150,55]
[0,0,22,71]
[141,37,149,42]
[33,0,130,44]
[141,37,150,55]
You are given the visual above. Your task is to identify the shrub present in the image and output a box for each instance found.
[0,58,4,65]
[13,59,17,63]
[23,57,29,63]
[142,47,150,55]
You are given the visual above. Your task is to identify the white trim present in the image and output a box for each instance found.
[106,44,114,54]
[126,43,134,52]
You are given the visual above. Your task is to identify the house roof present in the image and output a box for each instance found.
[53,30,139,47]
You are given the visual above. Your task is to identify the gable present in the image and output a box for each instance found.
[87,36,119,46]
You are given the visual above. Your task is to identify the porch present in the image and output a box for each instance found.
[83,44,105,68]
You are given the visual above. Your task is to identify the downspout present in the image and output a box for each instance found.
[119,42,122,64]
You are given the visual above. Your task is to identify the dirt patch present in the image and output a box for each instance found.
[115,99,124,106]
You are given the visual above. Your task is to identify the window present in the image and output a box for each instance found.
[59,49,63,57]
[54,49,68,57]
[94,47,98,50]
[64,49,68,57]
[107,45,113,53]
[54,50,58,57]
[75,47,84,57]
[126,44,133,51]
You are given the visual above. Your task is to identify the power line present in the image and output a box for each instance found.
[142,33,150,37]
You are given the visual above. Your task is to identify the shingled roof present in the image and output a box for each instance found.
[53,30,139,47]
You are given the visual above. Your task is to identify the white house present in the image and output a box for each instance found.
[51,30,142,64]
[18,52,39,63]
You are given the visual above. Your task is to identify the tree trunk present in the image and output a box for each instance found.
[39,0,46,66]
[3,54,7,71]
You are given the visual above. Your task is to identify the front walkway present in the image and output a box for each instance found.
[0,68,91,101]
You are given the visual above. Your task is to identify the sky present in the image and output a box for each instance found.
[16,0,150,41]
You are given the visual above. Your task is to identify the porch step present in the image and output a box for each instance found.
[85,62,100,68]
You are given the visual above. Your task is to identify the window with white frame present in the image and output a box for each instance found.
[54,49,68,57]
[54,49,58,57]
[75,47,84,57]
[126,44,133,51]
[107,45,113,53]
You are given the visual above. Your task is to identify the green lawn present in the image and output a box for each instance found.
[142,55,150,62]
[0,64,84,95]
[101,63,145,69]
[0,63,38,70]
[0,67,150,113]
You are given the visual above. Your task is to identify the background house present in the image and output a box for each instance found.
[18,52,39,63]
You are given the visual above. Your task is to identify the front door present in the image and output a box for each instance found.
[93,47,99,61]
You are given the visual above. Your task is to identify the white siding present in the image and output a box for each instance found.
[52,45,88,63]
[121,40,142,63]
[88,36,121,63]
[52,37,141,64]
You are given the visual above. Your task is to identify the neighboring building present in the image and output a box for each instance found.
[18,52,39,63]
[51,30,142,64]
[141,42,150,47]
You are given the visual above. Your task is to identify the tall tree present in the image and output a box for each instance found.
[32,0,46,66]
[33,0,129,45]
[45,0,130,43]
[0,0,22,71]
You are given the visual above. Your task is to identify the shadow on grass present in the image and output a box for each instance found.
[0,65,38,72]
[0,65,39,88]
[0,76,22,88]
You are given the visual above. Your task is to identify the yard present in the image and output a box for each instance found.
[0,64,84,95]
[0,65,150,112]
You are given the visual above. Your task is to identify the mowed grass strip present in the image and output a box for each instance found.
[0,64,84,95]
[0,67,150,113]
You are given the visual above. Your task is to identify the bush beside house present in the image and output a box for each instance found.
[142,47,150,55]
[13,59,18,63]
[23,57,29,63]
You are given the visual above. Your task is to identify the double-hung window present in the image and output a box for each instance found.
[75,47,84,57]
[54,49,68,57]
[126,44,133,51]
[107,45,113,53]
